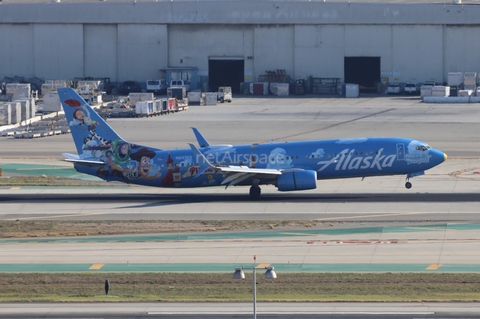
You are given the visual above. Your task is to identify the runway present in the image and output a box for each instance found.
[2,302,480,318]
[1,155,480,222]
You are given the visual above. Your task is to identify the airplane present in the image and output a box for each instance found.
[58,87,447,199]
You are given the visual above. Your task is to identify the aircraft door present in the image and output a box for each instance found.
[396,143,405,161]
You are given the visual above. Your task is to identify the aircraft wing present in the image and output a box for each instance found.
[188,144,281,188]
[61,153,105,165]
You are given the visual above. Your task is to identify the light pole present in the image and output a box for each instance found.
[233,255,277,319]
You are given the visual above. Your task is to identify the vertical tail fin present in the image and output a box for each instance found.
[58,88,125,158]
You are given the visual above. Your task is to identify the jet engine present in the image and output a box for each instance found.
[277,170,317,191]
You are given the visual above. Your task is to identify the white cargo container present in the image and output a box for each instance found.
[9,102,21,124]
[128,93,142,107]
[432,86,450,97]
[464,72,477,86]
[77,80,101,95]
[187,91,201,105]
[6,83,31,100]
[22,97,36,115]
[464,84,476,91]
[17,99,31,122]
[41,80,71,97]
[345,84,359,98]
[140,93,154,101]
[448,72,463,86]
[420,85,433,97]
[269,83,289,96]
[458,90,473,97]
[277,83,289,96]
[204,92,217,105]
[135,101,155,117]
[0,104,12,125]
[42,91,62,112]
[154,100,162,114]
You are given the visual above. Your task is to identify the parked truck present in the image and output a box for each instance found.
[169,79,190,92]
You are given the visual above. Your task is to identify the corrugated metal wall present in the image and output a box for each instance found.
[1,17,480,84]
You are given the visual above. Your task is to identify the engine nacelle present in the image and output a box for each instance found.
[277,170,317,191]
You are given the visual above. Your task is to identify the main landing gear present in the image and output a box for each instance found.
[249,179,261,199]
[249,185,261,199]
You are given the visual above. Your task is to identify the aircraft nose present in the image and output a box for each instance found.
[432,149,447,164]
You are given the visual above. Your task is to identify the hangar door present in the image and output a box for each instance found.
[209,58,244,93]
[344,57,380,93]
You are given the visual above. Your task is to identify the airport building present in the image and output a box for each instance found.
[0,0,480,93]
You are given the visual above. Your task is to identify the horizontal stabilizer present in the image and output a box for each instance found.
[61,153,105,165]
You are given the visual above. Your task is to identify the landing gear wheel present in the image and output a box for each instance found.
[249,186,261,199]
[405,181,412,189]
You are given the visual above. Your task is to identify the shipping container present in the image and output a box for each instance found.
[135,101,155,117]
[448,72,463,86]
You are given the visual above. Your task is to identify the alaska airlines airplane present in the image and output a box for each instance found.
[58,88,447,199]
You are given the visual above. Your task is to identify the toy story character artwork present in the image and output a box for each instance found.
[112,140,131,165]
[96,150,129,179]
[130,147,161,180]
[96,140,132,179]
[69,105,111,159]
[161,152,180,187]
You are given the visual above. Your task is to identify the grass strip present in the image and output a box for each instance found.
[1,273,480,302]
[0,220,317,238]
[0,176,110,187]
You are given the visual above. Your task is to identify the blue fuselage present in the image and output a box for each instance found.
[75,137,446,189]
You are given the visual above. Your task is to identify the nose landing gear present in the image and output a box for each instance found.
[405,171,424,189]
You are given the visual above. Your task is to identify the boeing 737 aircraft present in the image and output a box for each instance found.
[58,88,447,199]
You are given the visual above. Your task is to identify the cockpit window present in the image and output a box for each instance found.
[415,144,431,151]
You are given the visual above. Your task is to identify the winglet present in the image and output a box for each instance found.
[191,127,210,148]
[188,143,215,178]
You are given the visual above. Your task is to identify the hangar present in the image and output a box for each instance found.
[0,0,479,93]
